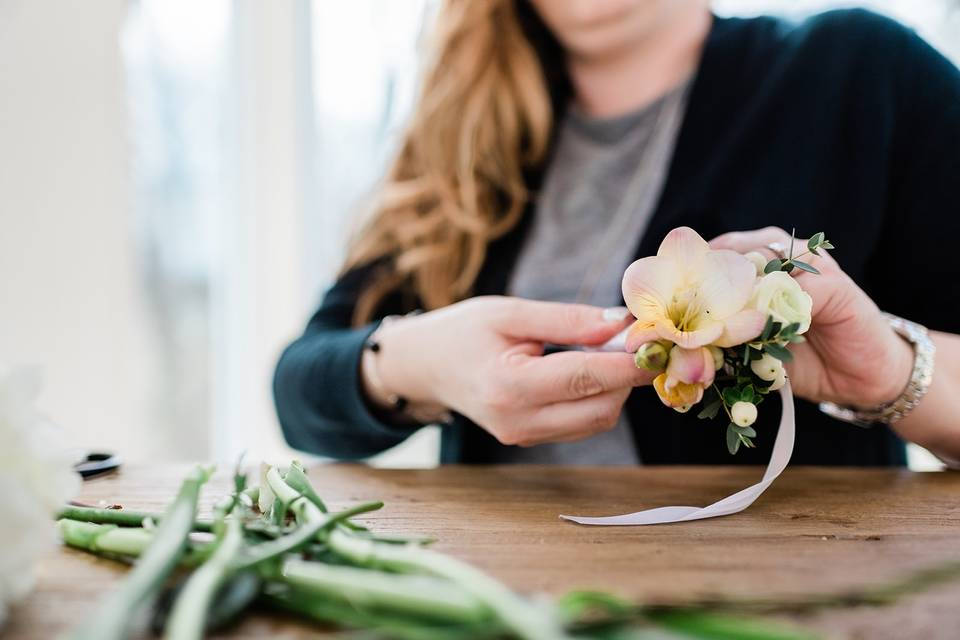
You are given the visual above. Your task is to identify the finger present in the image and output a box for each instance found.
[709,226,795,254]
[792,265,856,319]
[517,350,655,403]
[710,227,837,271]
[497,299,633,346]
[515,388,632,446]
[709,229,848,327]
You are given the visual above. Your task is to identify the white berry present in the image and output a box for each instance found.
[731,401,758,426]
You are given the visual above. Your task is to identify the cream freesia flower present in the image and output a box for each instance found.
[622,227,766,352]
[749,270,813,334]
[666,345,717,387]
[708,346,724,370]
[743,251,768,276]
[652,374,703,413]
[653,345,719,411]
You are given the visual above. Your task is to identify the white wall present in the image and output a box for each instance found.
[210,0,311,463]
[0,1,159,458]
[0,0,436,467]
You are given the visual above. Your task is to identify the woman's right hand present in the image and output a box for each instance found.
[364,296,654,447]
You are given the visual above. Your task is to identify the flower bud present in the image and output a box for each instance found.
[743,251,768,276]
[750,353,784,382]
[634,341,669,373]
[708,346,724,371]
[652,373,704,412]
[768,367,787,391]
[731,401,758,427]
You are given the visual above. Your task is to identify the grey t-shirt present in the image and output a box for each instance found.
[495,80,691,465]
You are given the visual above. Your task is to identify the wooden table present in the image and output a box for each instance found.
[8,465,960,639]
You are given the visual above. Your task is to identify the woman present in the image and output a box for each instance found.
[274,0,960,467]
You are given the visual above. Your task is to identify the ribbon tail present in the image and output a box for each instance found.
[560,383,795,526]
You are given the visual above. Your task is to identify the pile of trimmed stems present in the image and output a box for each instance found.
[57,462,813,640]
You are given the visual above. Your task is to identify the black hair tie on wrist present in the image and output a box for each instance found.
[363,336,408,412]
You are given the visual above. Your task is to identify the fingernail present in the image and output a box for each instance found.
[602,306,630,322]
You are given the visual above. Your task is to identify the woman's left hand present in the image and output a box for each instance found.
[709,227,914,409]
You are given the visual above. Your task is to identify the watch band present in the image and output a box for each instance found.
[819,313,935,427]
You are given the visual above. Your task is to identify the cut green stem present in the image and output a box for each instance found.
[69,466,214,640]
[327,527,567,640]
[59,519,156,557]
[234,501,384,571]
[265,464,570,640]
[260,587,499,640]
[165,516,245,640]
[58,504,214,533]
[280,558,491,624]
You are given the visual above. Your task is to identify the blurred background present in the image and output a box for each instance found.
[2,0,958,468]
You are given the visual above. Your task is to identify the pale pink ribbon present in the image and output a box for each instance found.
[565,329,795,526]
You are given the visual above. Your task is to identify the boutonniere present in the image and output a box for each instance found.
[621,226,831,454]
[563,227,833,526]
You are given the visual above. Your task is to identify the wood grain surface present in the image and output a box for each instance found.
[7,464,960,639]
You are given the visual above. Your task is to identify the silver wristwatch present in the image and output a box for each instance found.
[819,313,935,427]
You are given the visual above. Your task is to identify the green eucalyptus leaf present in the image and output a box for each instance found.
[737,425,757,438]
[808,232,824,250]
[722,387,741,407]
[791,260,820,275]
[763,259,783,274]
[726,425,741,455]
[765,343,794,362]
[698,399,723,420]
[760,315,775,342]
[754,376,773,390]
[740,386,755,403]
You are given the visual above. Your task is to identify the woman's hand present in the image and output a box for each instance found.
[709,227,914,409]
[712,227,960,463]
[365,296,654,446]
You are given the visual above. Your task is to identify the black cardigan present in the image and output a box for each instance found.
[274,10,960,466]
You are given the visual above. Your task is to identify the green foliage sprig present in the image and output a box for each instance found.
[763,229,835,276]
[702,231,833,454]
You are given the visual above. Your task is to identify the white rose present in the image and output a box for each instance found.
[749,271,813,334]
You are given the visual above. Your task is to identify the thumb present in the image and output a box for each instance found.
[497,300,633,346]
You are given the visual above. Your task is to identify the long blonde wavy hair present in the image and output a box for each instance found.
[343,0,567,325]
